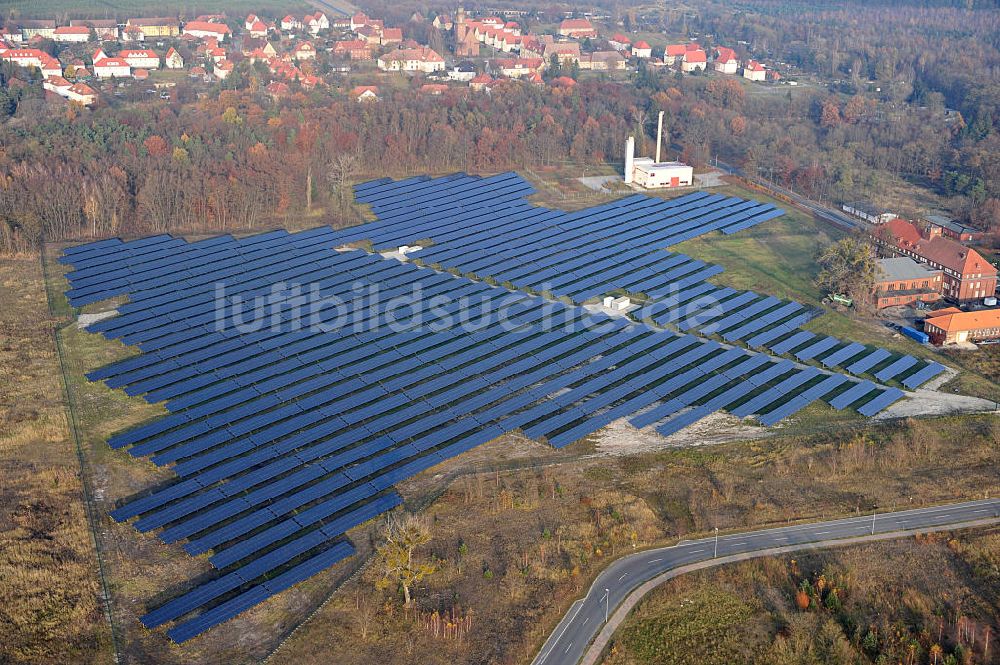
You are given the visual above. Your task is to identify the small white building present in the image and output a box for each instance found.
[743,60,767,81]
[631,40,651,59]
[714,47,738,74]
[164,47,184,69]
[377,47,445,73]
[93,57,131,78]
[53,26,91,43]
[213,59,233,79]
[632,159,694,189]
[623,112,694,189]
[120,49,160,69]
[602,296,632,311]
[681,49,707,72]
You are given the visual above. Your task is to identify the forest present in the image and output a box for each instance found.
[0,0,997,255]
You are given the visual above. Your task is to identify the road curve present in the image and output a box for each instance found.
[533,498,1000,665]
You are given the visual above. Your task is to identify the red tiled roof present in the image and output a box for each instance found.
[880,218,923,249]
[559,18,593,30]
[918,237,996,277]
[665,44,687,56]
[632,40,650,49]
[184,21,231,34]
[715,46,737,62]
[685,49,707,63]
[924,308,1000,334]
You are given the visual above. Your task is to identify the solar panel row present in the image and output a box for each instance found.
[60,175,923,643]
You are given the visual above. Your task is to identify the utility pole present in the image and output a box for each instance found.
[714,527,719,558]
[871,505,877,535]
[602,588,610,623]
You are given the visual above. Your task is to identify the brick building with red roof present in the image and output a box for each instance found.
[873,218,997,303]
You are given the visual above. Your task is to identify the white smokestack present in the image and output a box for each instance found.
[655,110,664,163]
[624,136,635,184]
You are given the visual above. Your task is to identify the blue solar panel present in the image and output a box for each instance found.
[828,380,878,410]
[794,336,839,361]
[874,355,919,382]
[845,348,892,375]
[901,362,946,389]
[67,173,927,643]
[857,388,905,416]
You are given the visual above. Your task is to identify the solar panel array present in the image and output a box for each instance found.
[340,173,945,388]
[59,174,938,643]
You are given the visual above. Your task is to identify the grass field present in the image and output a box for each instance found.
[273,414,1000,665]
[0,256,110,665]
[605,528,1000,665]
[3,0,313,20]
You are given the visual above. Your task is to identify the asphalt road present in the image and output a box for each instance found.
[533,498,1000,665]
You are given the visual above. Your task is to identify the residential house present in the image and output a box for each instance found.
[165,47,184,69]
[493,57,543,78]
[681,49,707,72]
[17,20,56,40]
[663,44,690,65]
[923,308,1000,345]
[355,25,382,46]
[305,12,329,34]
[183,21,231,42]
[350,12,370,31]
[65,82,98,105]
[2,49,63,78]
[544,42,581,65]
[714,46,738,74]
[70,19,118,40]
[1,27,23,43]
[381,28,403,45]
[470,72,493,91]
[214,58,233,79]
[93,56,131,78]
[294,42,317,60]
[44,76,97,105]
[445,62,476,81]
[120,49,160,69]
[266,81,290,98]
[581,51,625,70]
[608,34,631,51]
[874,218,998,303]
[206,47,227,63]
[558,18,596,39]
[631,40,651,59]
[350,84,379,102]
[420,83,450,95]
[53,26,92,43]
[743,60,767,81]
[870,257,942,309]
[332,40,372,60]
[125,17,179,38]
[432,15,453,30]
[281,15,301,31]
[248,20,269,38]
[377,47,445,73]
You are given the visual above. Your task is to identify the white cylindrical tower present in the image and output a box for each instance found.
[624,135,635,184]
[655,110,664,163]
